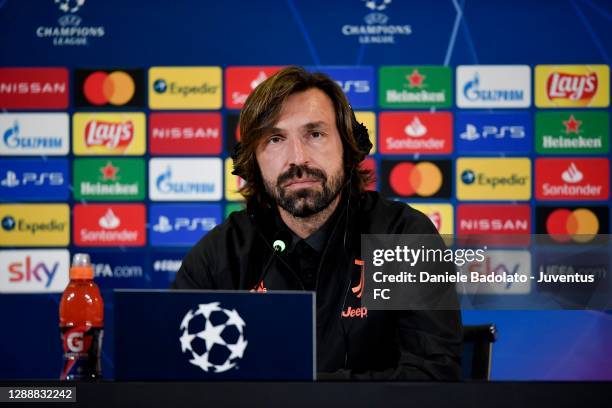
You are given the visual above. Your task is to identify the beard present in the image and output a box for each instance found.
[263,164,344,218]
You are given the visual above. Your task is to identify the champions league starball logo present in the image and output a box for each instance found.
[179,302,248,373]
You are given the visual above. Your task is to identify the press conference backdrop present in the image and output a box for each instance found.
[1,0,611,380]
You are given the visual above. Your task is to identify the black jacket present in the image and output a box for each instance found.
[172,191,462,380]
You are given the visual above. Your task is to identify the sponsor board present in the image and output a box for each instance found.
[149,158,222,201]
[148,67,222,109]
[360,157,377,191]
[224,113,241,153]
[0,249,69,293]
[0,113,69,156]
[310,66,375,108]
[73,158,145,201]
[355,111,377,154]
[225,203,245,219]
[73,112,146,155]
[150,204,222,246]
[151,252,186,288]
[225,158,245,201]
[379,111,452,154]
[535,65,609,108]
[456,65,531,108]
[460,250,532,294]
[455,112,532,153]
[535,111,609,154]
[0,204,69,246]
[149,113,222,155]
[89,251,147,289]
[379,66,452,108]
[457,204,531,245]
[0,159,69,201]
[534,249,608,292]
[535,158,609,201]
[535,206,609,243]
[0,68,69,108]
[380,160,451,199]
[224,66,283,109]
[74,69,145,108]
[456,158,531,201]
[407,203,453,235]
[73,204,146,247]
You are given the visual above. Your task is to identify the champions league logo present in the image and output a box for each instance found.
[179,302,248,373]
[341,0,412,44]
[35,0,106,46]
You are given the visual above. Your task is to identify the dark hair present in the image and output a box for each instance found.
[233,66,373,207]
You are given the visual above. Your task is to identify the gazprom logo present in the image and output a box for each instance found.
[463,73,524,102]
[149,158,222,201]
[456,66,531,108]
[155,167,215,194]
[0,114,69,155]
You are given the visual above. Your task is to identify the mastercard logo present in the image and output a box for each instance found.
[83,71,136,106]
[381,160,451,199]
[546,208,599,243]
[387,161,444,197]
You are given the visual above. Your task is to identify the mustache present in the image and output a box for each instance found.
[277,165,327,187]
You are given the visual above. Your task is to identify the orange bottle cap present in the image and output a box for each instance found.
[70,265,93,280]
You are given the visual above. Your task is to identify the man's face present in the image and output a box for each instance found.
[255,88,345,217]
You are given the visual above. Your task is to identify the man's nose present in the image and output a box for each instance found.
[288,136,308,165]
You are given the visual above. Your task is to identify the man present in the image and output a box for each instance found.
[172,66,462,380]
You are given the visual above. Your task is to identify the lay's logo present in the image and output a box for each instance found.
[73,113,146,155]
[536,65,609,108]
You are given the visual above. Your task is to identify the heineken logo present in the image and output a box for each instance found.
[73,158,144,201]
[379,66,452,108]
[536,111,609,154]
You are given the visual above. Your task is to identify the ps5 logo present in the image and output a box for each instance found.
[1,171,64,188]
[335,80,370,94]
[152,216,217,233]
[460,124,526,141]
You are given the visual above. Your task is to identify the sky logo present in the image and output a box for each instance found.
[150,204,222,247]
[0,159,69,201]
[309,66,375,108]
[455,112,532,153]
[0,249,69,293]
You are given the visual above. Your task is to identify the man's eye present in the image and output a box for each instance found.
[269,136,282,144]
[311,131,322,138]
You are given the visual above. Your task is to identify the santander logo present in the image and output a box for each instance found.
[547,72,598,102]
[561,162,583,184]
[85,120,134,148]
[404,116,427,137]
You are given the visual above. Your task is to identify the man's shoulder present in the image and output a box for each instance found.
[359,191,437,234]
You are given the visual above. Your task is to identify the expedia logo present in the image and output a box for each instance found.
[460,170,528,188]
[0,204,70,246]
[456,158,531,201]
[148,67,222,109]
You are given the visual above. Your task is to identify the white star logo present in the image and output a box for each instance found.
[197,302,222,319]
[189,352,214,372]
[226,336,248,360]
[197,318,226,351]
